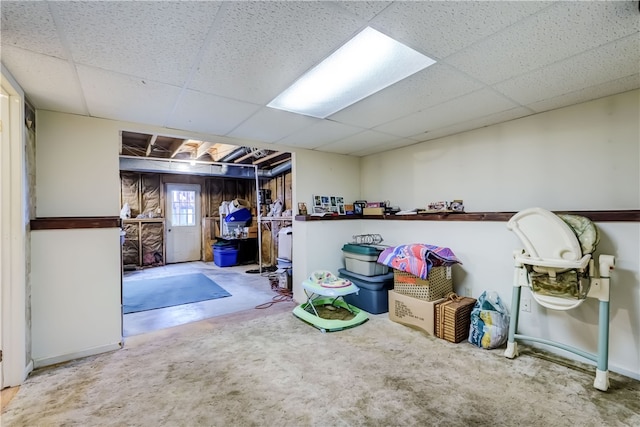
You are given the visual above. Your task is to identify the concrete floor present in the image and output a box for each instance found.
[122,261,285,337]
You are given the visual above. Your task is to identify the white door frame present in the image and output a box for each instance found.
[1,69,29,387]
[165,183,201,263]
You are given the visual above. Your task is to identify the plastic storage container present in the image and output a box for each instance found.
[213,245,239,267]
[342,244,388,276]
[338,268,394,314]
[278,226,293,260]
[225,208,252,233]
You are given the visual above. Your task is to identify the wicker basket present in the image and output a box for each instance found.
[435,295,476,343]
[393,267,453,301]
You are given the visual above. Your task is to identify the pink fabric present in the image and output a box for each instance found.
[377,244,461,279]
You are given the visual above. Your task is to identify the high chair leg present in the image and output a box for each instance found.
[594,299,610,391]
[504,283,522,359]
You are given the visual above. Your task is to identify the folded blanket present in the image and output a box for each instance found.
[377,244,461,279]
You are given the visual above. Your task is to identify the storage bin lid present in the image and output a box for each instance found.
[225,208,251,223]
[338,268,394,283]
[341,244,383,256]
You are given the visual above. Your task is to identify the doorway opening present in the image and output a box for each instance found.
[119,131,294,336]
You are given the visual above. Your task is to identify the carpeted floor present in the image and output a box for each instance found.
[2,304,639,426]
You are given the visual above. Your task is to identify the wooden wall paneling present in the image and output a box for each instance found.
[284,172,292,212]
[261,225,274,266]
[209,178,223,216]
[223,179,238,204]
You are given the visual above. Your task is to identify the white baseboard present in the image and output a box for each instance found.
[23,360,33,379]
[610,364,640,381]
[33,342,122,369]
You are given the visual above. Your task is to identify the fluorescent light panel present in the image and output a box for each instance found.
[267,27,436,119]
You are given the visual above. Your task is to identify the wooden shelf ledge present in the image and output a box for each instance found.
[295,210,640,223]
[31,216,122,230]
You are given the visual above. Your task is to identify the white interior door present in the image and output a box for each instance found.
[0,86,7,388]
[165,183,201,264]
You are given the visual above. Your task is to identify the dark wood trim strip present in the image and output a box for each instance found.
[295,210,640,223]
[31,217,122,230]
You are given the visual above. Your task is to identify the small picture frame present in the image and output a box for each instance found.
[311,195,346,215]
[298,202,308,216]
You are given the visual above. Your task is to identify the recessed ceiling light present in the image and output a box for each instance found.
[267,27,436,119]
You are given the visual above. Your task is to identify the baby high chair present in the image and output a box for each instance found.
[503,207,615,391]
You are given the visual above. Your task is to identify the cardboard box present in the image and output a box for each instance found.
[388,290,446,335]
[363,207,385,215]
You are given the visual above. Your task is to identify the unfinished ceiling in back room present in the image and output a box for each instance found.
[119,130,292,177]
[2,1,639,157]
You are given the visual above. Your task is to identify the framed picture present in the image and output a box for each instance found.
[298,202,308,216]
[311,195,346,215]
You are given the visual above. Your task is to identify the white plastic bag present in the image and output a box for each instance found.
[120,203,131,219]
[468,290,509,349]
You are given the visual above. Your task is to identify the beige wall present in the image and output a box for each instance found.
[36,112,121,217]
[291,149,361,299]
[31,111,123,366]
[352,90,640,379]
[361,90,639,212]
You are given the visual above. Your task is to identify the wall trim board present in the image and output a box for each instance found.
[295,210,640,222]
[30,217,121,230]
[33,342,122,369]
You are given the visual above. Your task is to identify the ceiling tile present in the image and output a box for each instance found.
[2,1,638,158]
[165,89,262,136]
[447,1,640,85]
[1,2,67,58]
[526,74,640,113]
[495,35,640,105]
[52,1,221,86]
[2,46,86,114]
[331,63,482,128]
[333,1,393,21]
[227,107,318,143]
[314,130,401,155]
[278,120,363,149]
[188,1,365,104]
[375,89,520,138]
[78,65,181,125]
[370,1,551,58]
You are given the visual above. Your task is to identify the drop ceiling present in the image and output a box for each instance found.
[2,1,639,158]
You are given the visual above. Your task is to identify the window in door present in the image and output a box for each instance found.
[171,190,196,226]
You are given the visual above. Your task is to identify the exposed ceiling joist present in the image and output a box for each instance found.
[196,141,214,159]
[145,134,158,156]
[169,139,189,158]
[252,151,288,165]
[233,151,257,164]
